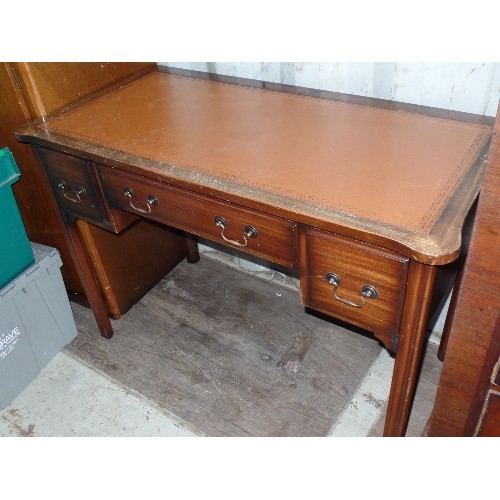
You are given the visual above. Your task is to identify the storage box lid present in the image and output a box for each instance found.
[0,243,62,304]
[0,147,21,188]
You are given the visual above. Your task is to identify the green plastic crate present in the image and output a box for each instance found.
[0,147,35,289]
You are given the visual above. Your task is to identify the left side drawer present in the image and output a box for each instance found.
[36,147,106,225]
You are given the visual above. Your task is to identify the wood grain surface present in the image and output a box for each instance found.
[426,102,500,436]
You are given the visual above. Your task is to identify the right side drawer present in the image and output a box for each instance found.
[300,227,409,340]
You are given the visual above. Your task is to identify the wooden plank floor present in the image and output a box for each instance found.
[67,254,442,436]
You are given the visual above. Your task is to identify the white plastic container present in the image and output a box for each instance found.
[0,242,78,409]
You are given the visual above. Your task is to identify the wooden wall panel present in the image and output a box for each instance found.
[426,103,500,436]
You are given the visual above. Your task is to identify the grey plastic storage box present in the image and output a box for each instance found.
[0,242,78,410]
[0,147,35,289]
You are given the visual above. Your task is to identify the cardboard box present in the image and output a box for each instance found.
[0,242,78,409]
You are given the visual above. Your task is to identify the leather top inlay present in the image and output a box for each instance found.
[40,72,491,234]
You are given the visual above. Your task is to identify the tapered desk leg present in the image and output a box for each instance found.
[66,221,114,339]
[185,232,200,263]
[384,261,437,436]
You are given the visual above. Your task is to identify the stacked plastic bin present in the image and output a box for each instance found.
[0,147,78,410]
[0,147,35,288]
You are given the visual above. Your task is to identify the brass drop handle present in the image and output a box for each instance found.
[325,272,378,308]
[123,186,159,214]
[214,216,257,248]
[57,179,86,203]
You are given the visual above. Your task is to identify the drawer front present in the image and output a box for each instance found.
[300,228,409,339]
[37,147,106,225]
[99,167,298,267]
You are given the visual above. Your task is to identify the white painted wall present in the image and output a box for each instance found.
[158,62,500,340]
[159,62,500,116]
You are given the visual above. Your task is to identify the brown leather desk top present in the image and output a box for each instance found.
[18,70,493,263]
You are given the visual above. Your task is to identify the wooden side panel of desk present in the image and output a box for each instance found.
[426,103,500,436]
[477,391,500,436]
[76,220,188,318]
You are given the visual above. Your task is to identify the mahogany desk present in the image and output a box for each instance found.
[16,67,493,436]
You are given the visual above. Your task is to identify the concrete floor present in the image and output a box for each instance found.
[0,350,199,437]
[0,336,439,437]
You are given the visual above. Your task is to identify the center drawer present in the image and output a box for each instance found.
[299,227,409,344]
[98,167,298,267]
